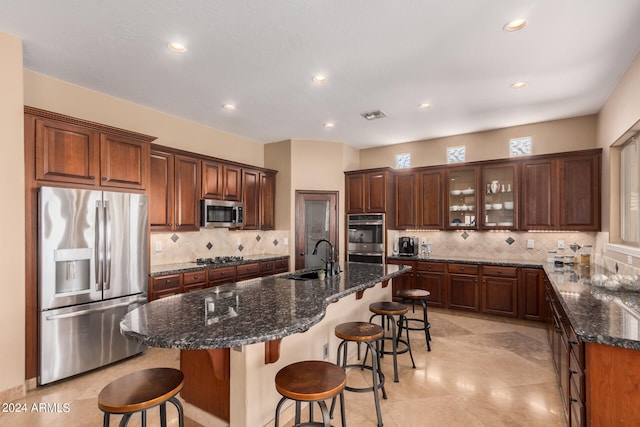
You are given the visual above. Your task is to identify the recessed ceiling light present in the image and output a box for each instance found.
[312,75,327,84]
[510,81,527,89]
[324,122,335,128]
[223,104,236,111]
[168,42,187,53]
[418,103,432,109]
[504,18,527,32]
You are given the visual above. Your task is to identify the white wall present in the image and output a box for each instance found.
[0,32,26,399]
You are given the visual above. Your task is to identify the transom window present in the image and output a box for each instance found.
[621,135,640,246]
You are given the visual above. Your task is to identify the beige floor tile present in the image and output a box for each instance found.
[0,310,567,427]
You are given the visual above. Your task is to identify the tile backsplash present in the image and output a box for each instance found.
[388,230,597,263]
[150,229,289,266]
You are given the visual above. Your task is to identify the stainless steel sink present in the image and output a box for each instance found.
[284,271,320,280]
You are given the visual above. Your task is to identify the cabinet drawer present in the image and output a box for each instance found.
[482,265,517,278]
[416,261,445,272]
[569,352,585,401]
[275,258,289,272]
[448,263,479,275]
[260,261,275,274]
[209,266,236,283]
[152,274,181,292]
[236,262,261,278]
[183,270,207,285]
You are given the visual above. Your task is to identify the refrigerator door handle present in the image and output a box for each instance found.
[95,200,103,291]
[44,300,137,320]
[104,199,111,290]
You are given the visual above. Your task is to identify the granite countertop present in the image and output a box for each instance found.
[121,262,410,349]
[149,254,289,276]
[387,254,545,269]
[544,264,640,350]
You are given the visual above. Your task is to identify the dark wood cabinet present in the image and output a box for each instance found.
[183,269,207,293]
[386,259,415,299]
[519,268,546,321]
[149,151,174,231]
[202,160,242,201]
[418,169,444,229]
[30,108,153,190]
[446,166,480,230]
[558,152,600,231]
[394,171,418,229]
[150,149,200,232]
[481,265,517,317]
[236,262,261,281]
[149,274,182,300]
[447,263,479,311]
[345,168,392,214]
[242,169,261,230]
[208,266,237,287]
[415,261,445,307]
[260,171,276,230]
[520,158,556,230]
[521,149,601,231]
[274,258,289,273]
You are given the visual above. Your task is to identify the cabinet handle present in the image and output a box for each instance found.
[460,267,464,271]
[89,175,95,179]
[102,176,107,181]
[194,275,199,279]
[569,369,578,376]
[569,397,579,404]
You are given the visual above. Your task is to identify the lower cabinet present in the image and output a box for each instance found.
[447,263,479,312]
[519,268,546,321]
[546,278,585,426]
[415,261,445,307]
[481,265,518,317]
[386,259,416,299]
[149,258,289,300]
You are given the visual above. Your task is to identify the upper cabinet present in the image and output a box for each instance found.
[362,148,601,232]
[27,107,154,190]
[521,149,601,231]
[242,168,277,230]
[201,160,242,201]
[480,162,518,230]
[345,168,393,214]
[149,148,200,232]
[446,166,479,230]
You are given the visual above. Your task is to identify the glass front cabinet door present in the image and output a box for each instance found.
[481,163,518,229]
[446,167,479,229]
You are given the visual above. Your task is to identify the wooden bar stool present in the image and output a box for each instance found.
[368,301,416,382]
[397,289,432,351]
[98,367,184,427]
[274,360,346,427]
[331,321,386,427]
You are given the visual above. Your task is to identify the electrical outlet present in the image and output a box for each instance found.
[628,255,634,265]
[527,239,534,249]
[283,237,289,245]
[322,343,329,360]
[155,242,162,252]
[557,240,565,249]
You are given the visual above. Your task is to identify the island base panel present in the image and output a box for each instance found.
[180,349,230,422]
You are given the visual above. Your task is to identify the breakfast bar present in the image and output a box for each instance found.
[121,262,410,426]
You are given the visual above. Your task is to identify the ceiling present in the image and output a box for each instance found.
[2,1,640,149]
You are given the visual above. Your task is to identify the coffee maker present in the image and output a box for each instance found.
[398,237,418,256]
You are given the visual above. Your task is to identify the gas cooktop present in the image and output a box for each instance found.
[195,256,244,265]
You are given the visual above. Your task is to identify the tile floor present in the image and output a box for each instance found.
[0,308,567,426]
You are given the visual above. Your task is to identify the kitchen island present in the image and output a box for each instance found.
[121,262,410,426]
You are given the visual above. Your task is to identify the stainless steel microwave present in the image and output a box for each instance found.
[200,200,244,228]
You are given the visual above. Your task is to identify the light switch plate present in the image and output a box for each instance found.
[558,240,565,249]
[527,239,534,249]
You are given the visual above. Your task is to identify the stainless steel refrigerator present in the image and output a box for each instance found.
[38,186,148,385]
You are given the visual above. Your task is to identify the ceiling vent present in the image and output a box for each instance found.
[361,110,387,120]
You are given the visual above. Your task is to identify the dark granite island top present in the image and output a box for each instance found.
[121,262,410,349]
[543,264,640,350]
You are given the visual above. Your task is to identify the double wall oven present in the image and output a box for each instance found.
[347,213,385,264]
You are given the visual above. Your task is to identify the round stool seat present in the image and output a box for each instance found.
[369,301,409,316]
[98,368,184,413]
[274,361,347,427]
[397,289,430,300]
[334,321,383,342]
[275,361,346,402]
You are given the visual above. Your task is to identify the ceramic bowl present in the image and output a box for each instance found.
[450,190,462,196]
[492,203,503,210]
[504,201,514,210]
[591,274,608,287]
[461,188,475,195]
[485,204,492,210]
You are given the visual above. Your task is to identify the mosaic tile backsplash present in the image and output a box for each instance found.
[150,229,289,266]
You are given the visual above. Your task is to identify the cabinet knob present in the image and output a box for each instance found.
[89,175,95,179]
[102,176,107,181]
[194,275,199,279]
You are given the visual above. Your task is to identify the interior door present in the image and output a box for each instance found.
[294,191,338,270]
